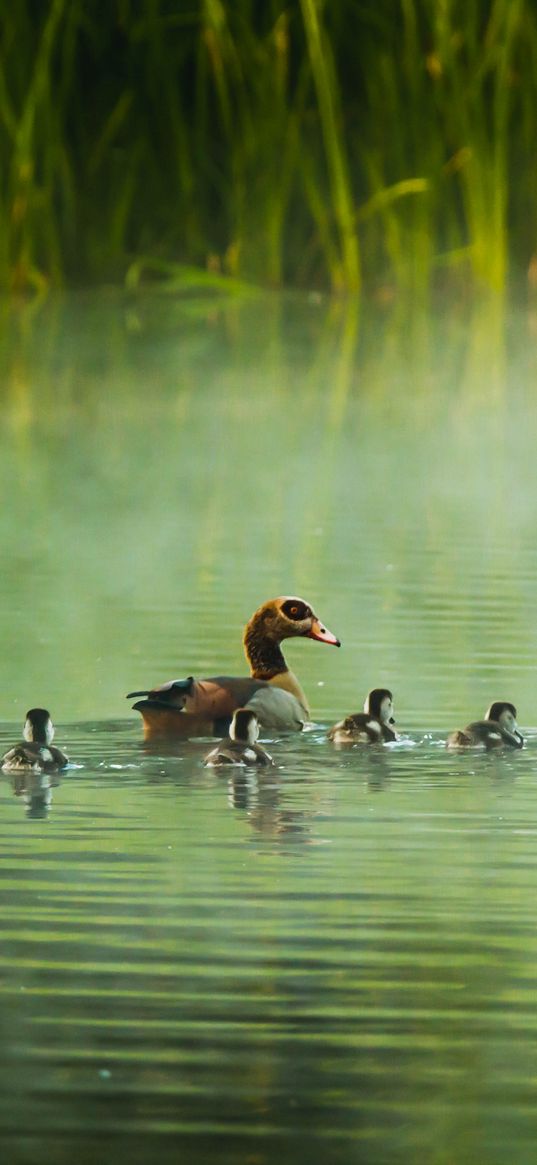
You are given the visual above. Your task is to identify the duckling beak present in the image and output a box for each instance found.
[307,618,341,647]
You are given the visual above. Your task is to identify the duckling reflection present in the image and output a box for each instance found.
[446,701,524,750]
[7,768,59,819]
[226,768,311,842]
[329,688,398,745]
[1,708,69,773]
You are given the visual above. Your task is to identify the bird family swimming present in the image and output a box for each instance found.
[1,708,69,774]
[127,596,340,739]
[126,590,525,754]
[328,688,398,745]
[204,708,274,767]
[1,637,524,794]
[446,702,524,750]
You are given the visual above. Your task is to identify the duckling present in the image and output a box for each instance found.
[1,708,69,773]
[446,701,524,750]
[328,688,398,744]
[204,708,274,768]
[128,596,340,739]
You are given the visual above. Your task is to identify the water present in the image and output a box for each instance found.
[1,289,537,1163]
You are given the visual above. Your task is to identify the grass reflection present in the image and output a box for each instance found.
[0,291,533,729]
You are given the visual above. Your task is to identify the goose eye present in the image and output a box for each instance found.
[281,599,309,620]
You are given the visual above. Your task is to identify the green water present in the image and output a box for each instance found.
[1,290,537,1164]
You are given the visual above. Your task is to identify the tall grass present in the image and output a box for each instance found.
[1,1,537,294]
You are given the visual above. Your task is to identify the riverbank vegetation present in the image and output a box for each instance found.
[1,0,536,296]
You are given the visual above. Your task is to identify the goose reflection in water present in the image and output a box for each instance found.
[7,769,60,819]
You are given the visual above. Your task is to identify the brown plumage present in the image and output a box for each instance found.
[128,596,340,739]
[446,701,524,750]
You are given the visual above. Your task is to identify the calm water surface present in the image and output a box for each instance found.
[1,290,537,1163]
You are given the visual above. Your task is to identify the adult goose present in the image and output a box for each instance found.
[128,596,340,739]
[446,701,524,750]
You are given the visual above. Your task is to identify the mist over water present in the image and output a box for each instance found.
[1,290,536,727]
[1,290,537,1163]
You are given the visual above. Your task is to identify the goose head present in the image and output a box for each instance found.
[246,596,340,647]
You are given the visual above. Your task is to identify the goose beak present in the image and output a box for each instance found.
[307,618,341,647]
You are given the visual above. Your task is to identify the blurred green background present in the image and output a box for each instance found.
[4,16,537,1161]
[2,2,537,726]
[2,0,536,297]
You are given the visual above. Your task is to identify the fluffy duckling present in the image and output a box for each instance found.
[128,595,340,738]
[328,688,398,745]
[204,708,274,768]
[1,708,69,773]
[446,701,524,750]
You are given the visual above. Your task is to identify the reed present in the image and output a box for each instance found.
[0,1,537,295]
[299,0,360,291]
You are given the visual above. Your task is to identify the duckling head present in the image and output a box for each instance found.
[485,701,523,745]
[23,708,54,745]
[364,688,395,725]
[230,708,260,745]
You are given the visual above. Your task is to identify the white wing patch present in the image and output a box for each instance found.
[366,720,381,736]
